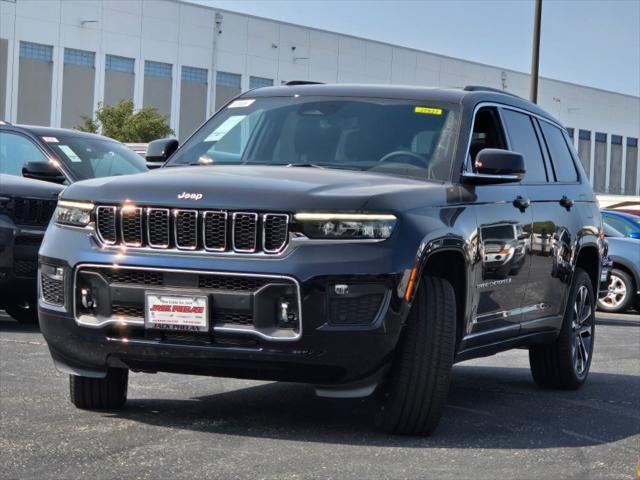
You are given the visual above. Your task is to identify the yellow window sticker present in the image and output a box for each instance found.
[414,107,443,115]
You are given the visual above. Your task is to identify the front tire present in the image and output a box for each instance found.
[375,276,456,436]
[69,368,129,410]
[529,268,595,389]
[597,268,635,313]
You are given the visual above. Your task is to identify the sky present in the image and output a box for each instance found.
[189,0,640,97]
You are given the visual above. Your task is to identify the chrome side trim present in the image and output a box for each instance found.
[146,208,170,249]
[202,210,228,252]
[262,213,290,254]
[120,206,143,247]
[73,263,303,341]
[232,212,258,253]
[95,206,117,245]
[174,209,198,251]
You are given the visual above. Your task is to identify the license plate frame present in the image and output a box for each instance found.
[144,292,209,332]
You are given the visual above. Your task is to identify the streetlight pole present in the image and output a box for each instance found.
[530,0,542,103]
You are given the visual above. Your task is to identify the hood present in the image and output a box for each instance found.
[0,174,64,198]
[61,165,450,212]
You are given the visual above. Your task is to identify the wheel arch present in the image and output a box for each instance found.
[411,239,471,346]
[574,244,600,296]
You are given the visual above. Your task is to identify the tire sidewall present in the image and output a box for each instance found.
[562,269,596,385]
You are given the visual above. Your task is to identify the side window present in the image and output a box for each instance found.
[603,216,633,236]
[501,109,548,183]
[539,121,578,182]
[469,107,507,165]
[0,132,48,176]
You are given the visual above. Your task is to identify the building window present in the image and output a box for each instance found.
[19,41,52,62]
[611,135,622,145]
[566,127,574,139]
[182,66,208,84]
[144,61,172,78]
[250,76,273,89]
[595,132,606,143]
[578,129,591,141]
[217,71,241,88]
[627,137,638,148]
[64,48,95,68]
[106,55,134,74]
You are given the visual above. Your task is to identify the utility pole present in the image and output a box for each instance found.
[530,0,542,103]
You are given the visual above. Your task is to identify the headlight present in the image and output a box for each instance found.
[54,200,94,227]
[294,213,397,240]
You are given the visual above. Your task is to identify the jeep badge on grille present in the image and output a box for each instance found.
[177,192,203,200]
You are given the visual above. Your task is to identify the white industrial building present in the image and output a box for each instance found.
[0,0,638,194]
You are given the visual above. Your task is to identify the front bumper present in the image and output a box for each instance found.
[38,224,413,386]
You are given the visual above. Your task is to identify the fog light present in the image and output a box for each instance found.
[278,299,297,327]
[81,288,96,310]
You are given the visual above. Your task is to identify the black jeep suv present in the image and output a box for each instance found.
[38,84,606,435]
[0,123,148,322]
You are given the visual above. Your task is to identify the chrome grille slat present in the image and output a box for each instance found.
[232,212,258,253]
[174,210,198,250]
[95,206,286,255]
[96,206,117,244]
[263,214,289,253]
[202,211,227,251]
[120,206,143,247]
[147,208,170,248]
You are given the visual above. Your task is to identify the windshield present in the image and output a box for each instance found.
[167,96,460,180]
[48,136,147,180]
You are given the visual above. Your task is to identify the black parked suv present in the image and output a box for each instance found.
[0,123,147,322]
[38,85,606,435]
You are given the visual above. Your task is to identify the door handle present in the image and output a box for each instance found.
[559,196,574,210]
[513,196,530,212]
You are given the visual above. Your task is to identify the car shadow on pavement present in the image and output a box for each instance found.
[109,365,640,449]
[0,316,41,333]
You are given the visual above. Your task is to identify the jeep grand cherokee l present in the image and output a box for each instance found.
[38,84,605,435]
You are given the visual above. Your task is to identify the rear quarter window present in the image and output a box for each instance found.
[539,121,578,182]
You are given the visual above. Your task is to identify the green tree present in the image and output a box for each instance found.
[75,100,173,143]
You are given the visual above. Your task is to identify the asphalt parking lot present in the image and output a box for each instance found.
[1,311,638,480]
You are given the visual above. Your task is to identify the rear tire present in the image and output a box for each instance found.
[597,268,635,313]
[529,268,595,389]
[69,369,129,410]
[375,276,456,436]
[3,301,39,324]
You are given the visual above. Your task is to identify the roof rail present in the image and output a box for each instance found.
[284,80,325,86]
[463,85,523,99]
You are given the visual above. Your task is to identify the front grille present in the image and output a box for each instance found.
[94,205,289,255]
[14,260,37,277]
[41,275,64,306]
[11,197,56,226]
[329,294,383,325]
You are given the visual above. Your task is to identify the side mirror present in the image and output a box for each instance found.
[145,138,179,169]
[22,161,66,184]
[462,149,525,185]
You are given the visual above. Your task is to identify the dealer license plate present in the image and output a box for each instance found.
[145,293,209,332]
